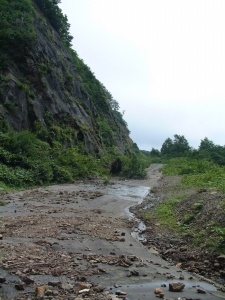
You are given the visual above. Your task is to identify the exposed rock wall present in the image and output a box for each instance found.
[0,1,133,154]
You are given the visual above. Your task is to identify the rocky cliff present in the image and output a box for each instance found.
[0,0,133,155]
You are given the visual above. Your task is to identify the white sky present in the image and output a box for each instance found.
[59,0,225,150]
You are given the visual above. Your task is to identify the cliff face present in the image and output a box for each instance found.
[0,0,133,155]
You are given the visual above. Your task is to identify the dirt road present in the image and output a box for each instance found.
[0,164,225,299]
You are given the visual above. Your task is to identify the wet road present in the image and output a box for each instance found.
[0,164,225,299]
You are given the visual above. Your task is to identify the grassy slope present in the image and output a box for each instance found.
[144,157,225,254]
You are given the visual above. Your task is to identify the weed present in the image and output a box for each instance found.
[102,176,110,185]
[163,157,225,192]
[16,82,30,95]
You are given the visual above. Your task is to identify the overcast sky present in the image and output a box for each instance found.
[59,0,225,150]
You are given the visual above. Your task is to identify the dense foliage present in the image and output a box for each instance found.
[150,134,225,166]
[34,0,72,46]
[163,157,225,192]
[146,136,225,255]
[69,50,128,129]
[160,134,191,157]
[0,0,36,71]
[0,121,149,189]
[0,0,149,190]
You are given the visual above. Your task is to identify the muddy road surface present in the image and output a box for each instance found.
[0,164,224,299]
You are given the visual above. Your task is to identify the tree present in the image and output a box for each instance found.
[199,138,225,165]
[161,138,173,156]
[199,137,215,151]
[150,148,160,157]
[173,134,191,154]
[161,135,191,157]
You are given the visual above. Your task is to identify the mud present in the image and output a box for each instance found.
[0,164,224,299]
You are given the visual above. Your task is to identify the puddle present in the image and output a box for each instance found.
[107,183,150,201]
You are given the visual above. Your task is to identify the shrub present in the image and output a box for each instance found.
[52,165,73,183]
[120,155,147,179]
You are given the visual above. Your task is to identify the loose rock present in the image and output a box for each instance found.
[169,282,185,292]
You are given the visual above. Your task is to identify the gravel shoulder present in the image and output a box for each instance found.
[0,164,225,299]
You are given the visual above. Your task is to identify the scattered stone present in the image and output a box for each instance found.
[35,285,45,296]
[48,281,61,287]
[98,268,106,273]
[93,284,104,292]
[197,288,206,294]
[76,282,92,291]
[180,246,187,252]
[0,234,3,240]
[45,289,53,296]
[176,263,182,268]
[21,276,34,285]
[127,270,139,277]
[154,287,163,294]
[115,290,127,295]
[78,288,90,294]
[169,282,185,292]
[0,277,6,283]
[166,274,175,279]
[61,282,73,290]
[118,237,125,242]
[52,290,59,296]
[15,283,25,290]
[218,255,225,264]
[157,293,164,298]
[154,288,164,298]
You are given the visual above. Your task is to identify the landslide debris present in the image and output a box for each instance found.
[132,174,225,286]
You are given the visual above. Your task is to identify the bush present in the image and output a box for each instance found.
[0,164,34,187]
[52,165,73,183]
[163,157,225,192]
[32,161,53,184]
[120,155,148,179]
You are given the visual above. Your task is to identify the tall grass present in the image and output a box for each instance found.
[163,157,225,192]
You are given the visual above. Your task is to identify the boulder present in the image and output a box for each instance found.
[169,282,185,292]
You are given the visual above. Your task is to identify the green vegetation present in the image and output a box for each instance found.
[161,134,191,157]
[143,195,186,229]
[146,134,225,254]
[0,121,150,190]
[148,134,225,192]
[0,0,36,71]
[0,0,149,190]
[150,134,225,166]
[34,0,72,46]
[163,158,225,192]
[120,155,148,179]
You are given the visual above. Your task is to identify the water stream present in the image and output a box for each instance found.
[116,183,149,243]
